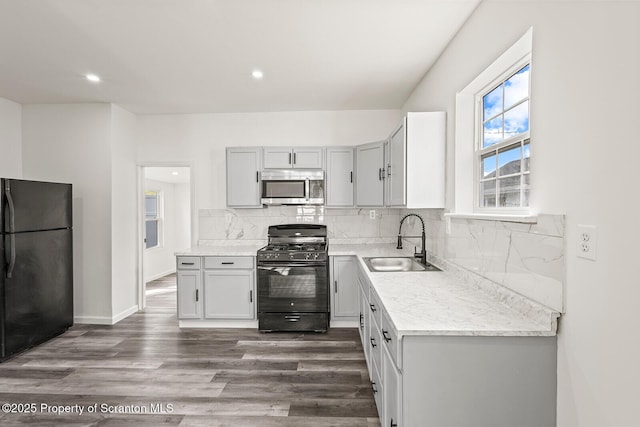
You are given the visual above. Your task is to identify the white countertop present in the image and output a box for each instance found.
[329,243,559,338]
[175,241,265,257]
[175,240,558,337]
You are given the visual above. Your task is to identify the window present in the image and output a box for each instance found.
[476,61,531,211]
[144,191,162,249]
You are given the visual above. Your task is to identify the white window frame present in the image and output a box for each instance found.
[144,190,163,250]
[451,28,534,221]
[474,57,531,213]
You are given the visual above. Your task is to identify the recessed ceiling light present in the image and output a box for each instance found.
[251,69,264,80]
[171,171,179,176]
[85,73,101,83]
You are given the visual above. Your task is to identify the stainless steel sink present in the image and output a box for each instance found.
[363,257,441,272]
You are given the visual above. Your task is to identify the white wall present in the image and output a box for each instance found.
[136,110,402,213]
[0,97,22,178]
[110,104,138,320]
[21,104,113,322]
[143,178,190,282]
[402,1,640,426]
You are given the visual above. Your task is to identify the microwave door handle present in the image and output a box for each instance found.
[305,178,310,201]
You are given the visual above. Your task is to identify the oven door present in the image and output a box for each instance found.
[257,262,328,313]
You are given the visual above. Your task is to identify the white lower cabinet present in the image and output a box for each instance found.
[203,270,254,319]
[176,255,256,323]
[383,344,401,427]
[356,262,556,427]
[330,256,359,321]
[176,270,201,319]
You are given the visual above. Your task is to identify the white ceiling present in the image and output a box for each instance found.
[0,0,480,115]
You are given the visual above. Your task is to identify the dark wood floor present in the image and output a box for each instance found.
[0,274,379,426]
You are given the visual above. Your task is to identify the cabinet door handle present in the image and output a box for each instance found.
[382,329,392,343]
[221,262,235,265]
[381,167,386,180]
[256,171,259,182]
[387,164,391,177]
[370,337,377,348]
[350,171,353,183]
[289,153,292,164]
[195,289,199,302]
[359,313,364,329]
[371,381,378,394]
[249,290,253,302]
[390,419,398,427]
[369,303,376,312]
[293,152,297,164]
[378,168,382,181]
[334,280,338,293]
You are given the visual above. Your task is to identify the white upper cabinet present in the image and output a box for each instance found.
[226,147,262,208]
[356,141,386,207]
[325,147,354,207]
[387,124,406,206]
[263,147,324,169]
[387,112,446,208]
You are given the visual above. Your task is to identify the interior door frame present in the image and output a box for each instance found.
[136,161,196,310]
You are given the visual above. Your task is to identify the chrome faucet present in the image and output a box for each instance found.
[397,213,426,265]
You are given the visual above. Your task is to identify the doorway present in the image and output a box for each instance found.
[138,165,192,310]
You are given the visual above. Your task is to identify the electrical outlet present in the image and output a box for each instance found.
[369,210,376,220]
[576,224,597,261]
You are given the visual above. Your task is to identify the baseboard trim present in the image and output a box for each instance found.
[330,319,359,328]
[74,315,113,325]
[74,305,139,326]
[178,320,259,328]
[112,305,139,324]
[146,269,176,283]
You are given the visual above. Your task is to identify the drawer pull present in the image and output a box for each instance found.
[370,337,377,348]
[382,329,392,343]
[285,315,300,322]
[369,303,376,312]
[221,262,235,265]
[181,262,195,265]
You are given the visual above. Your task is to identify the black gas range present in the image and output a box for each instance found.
[257,224,329,332]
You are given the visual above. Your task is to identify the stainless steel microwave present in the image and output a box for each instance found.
[261,170,324,205]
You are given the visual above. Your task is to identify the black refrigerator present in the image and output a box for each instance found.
[1,178,73,361]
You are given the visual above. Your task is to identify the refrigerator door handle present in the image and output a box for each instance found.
[5,180,15,233]
[6,234,15,278]
[4,181,16,278]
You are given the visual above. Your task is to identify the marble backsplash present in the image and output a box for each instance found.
[402,209,565,312]
[199,206,564,312]
[198,206,404,241]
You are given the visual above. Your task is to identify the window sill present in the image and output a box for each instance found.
[444,212,538,224]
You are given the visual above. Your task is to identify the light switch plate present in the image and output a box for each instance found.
[576,224,597,261]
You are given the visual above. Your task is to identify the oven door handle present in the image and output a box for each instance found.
[257,262,327,268]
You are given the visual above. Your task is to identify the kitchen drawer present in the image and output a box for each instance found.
[369,288,383,326]
[381,309,401,369]
[371,359,383,417]
[204,256,254,269]
[177,256,201,270]
[370,315,382,379]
